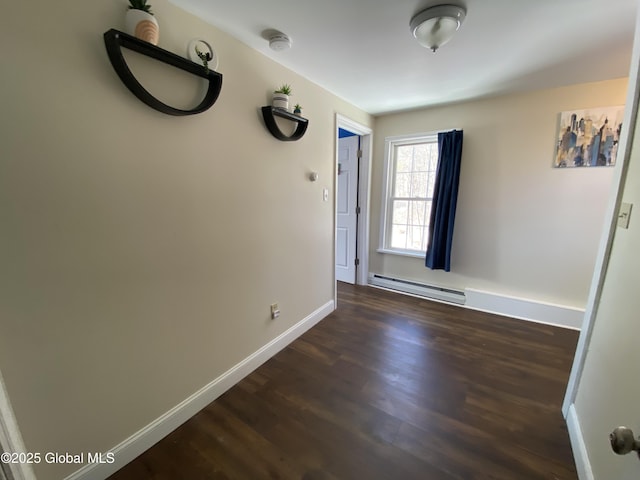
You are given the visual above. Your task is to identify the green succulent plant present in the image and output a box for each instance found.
[195,46,212,73]
[274,84,292,95]
[128,0,153,14]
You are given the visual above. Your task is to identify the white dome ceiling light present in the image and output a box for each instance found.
[410,4,466,53]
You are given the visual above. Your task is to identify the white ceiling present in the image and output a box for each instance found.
[171,0,638,115]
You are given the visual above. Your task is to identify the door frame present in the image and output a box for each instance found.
[0,369,35,480]
[562,11,640,416]
[335,114,373,289]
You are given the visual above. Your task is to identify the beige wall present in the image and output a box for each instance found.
[0,1,371,478]
[370,79,628,308]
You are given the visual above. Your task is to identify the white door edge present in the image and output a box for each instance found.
[566,404,596,480]
[562,9,640,416]
[0,369,36,480]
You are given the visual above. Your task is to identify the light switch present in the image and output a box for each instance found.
[323,188,329,202]
[618,202,632,229]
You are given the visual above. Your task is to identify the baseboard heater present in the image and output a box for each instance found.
[368,274,466,305]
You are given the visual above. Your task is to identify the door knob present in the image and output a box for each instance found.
[610,426,640,458]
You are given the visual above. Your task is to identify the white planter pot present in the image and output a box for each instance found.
[272,93,289,111]
[125,9,159,45]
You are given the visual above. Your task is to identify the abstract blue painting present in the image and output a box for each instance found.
[553,105,625,168]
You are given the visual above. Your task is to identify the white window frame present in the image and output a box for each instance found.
[378,131,440,258]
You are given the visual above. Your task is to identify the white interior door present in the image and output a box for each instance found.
[568,94,640,479]
[565,10,640,479]
[336,135,359,283]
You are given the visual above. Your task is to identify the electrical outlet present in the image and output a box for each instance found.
[270,303,280,319]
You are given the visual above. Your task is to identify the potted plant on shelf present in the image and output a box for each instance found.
[195,46,212,73]
[272,84,292,111]
[125,0,159,45]
[293,104,302,115]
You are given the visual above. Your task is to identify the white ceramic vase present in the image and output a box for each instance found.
[272,93,289,111]
[125,9,159,45]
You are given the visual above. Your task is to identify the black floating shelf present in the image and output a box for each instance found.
[261,106,309,141]
[103,29,223,116]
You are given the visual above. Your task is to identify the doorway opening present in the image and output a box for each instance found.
[334,115,372,289]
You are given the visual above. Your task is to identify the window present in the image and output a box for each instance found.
[379,133,439,256]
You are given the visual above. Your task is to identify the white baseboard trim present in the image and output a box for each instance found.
[465,288,584,330]
[65,300,335,480]
[566,404,594,480]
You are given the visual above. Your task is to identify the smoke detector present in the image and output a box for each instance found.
[269,33,292,51]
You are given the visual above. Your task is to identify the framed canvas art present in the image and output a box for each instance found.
[553,106,624,168]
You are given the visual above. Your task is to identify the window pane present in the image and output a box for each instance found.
[408,226,424,251]
[428,147,438,170]
[410,201,427,226]
[411,172,428,197]
[425,200,433,226]
[395,146,412,172]
[413,145,428,171]
[392,200,408,224]
[426,172,436,197]
[394,172,411,197]
[391,225,407,249]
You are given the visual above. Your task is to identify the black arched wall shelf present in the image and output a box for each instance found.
[261,106,309,141]
[103,29,223,116]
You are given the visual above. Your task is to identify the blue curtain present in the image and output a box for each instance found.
[425,130,463,271]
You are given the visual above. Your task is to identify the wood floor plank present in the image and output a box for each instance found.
[108,282,579,479]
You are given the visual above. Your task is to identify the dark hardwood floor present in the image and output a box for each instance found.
[109,282,579,479]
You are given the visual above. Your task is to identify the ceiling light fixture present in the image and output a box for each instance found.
[269,33,292,51]
[410,4,466,53]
